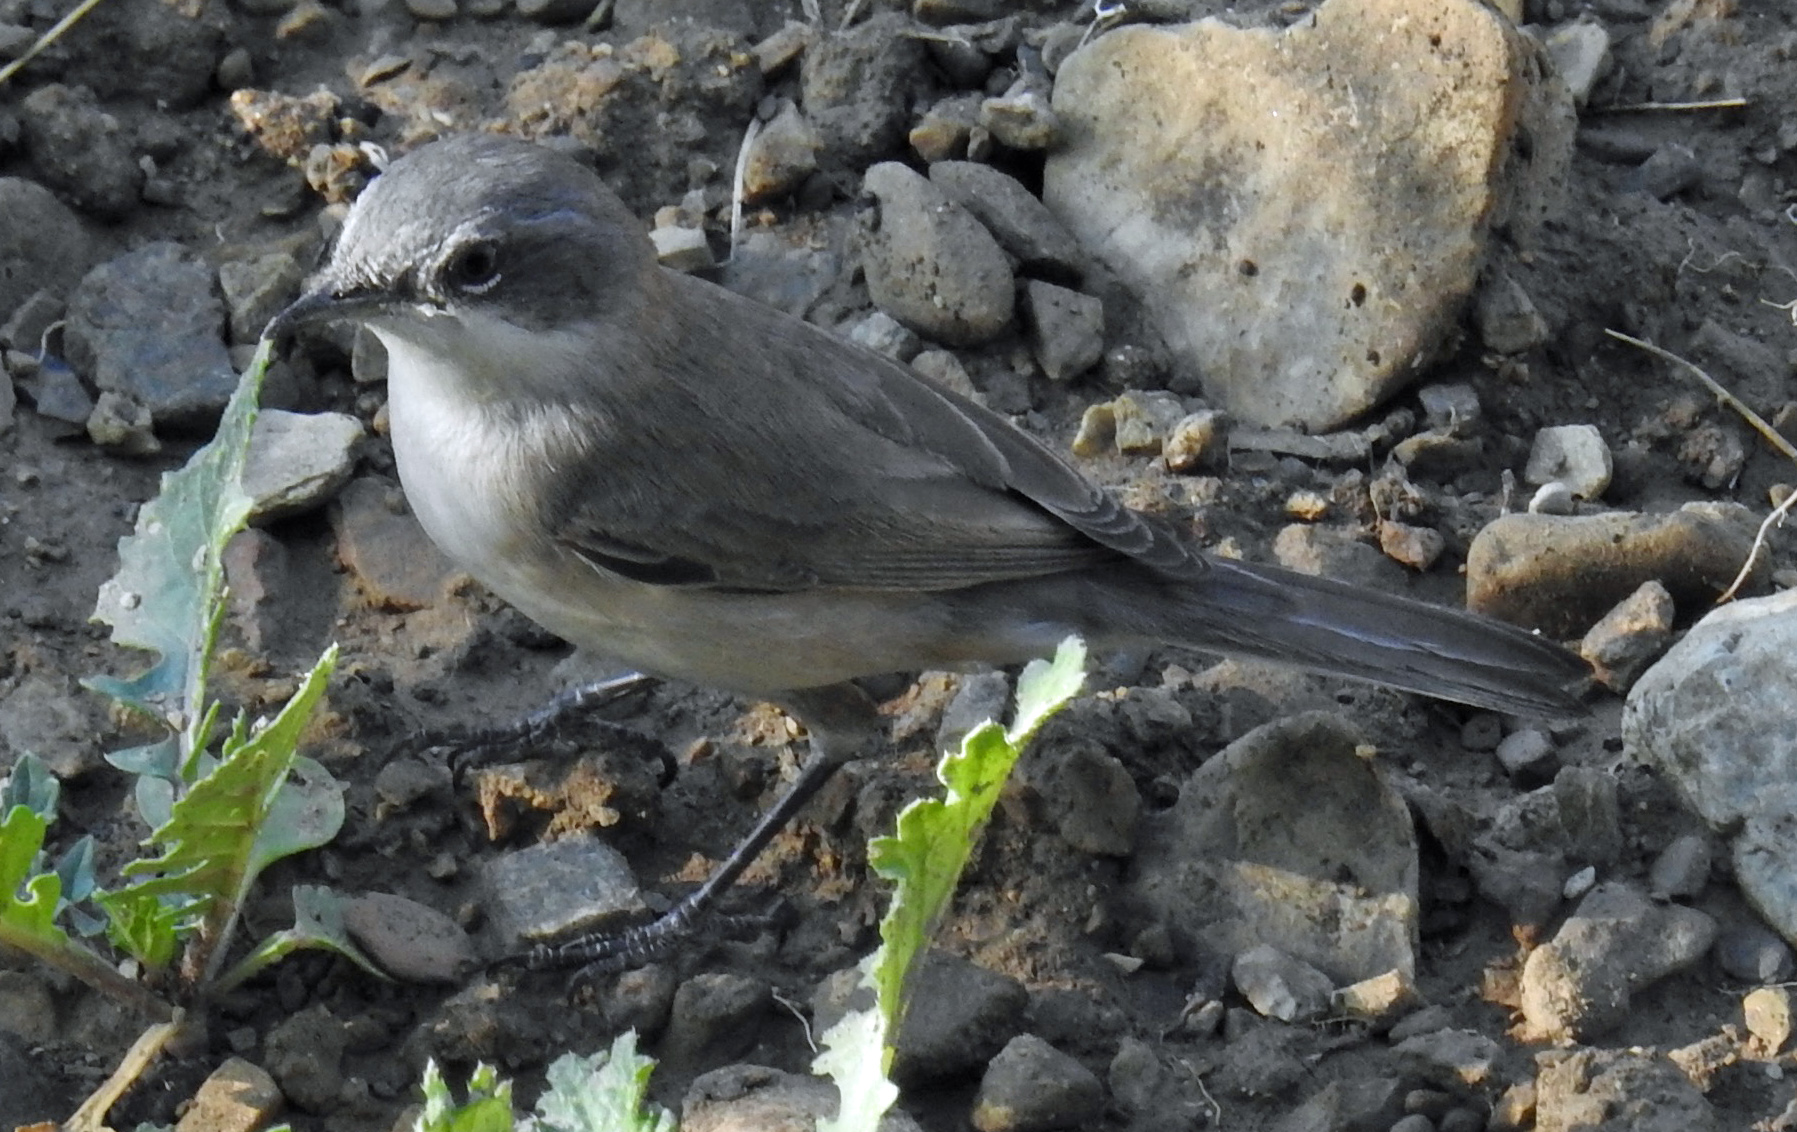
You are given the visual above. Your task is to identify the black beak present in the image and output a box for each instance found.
[262,285,389,345]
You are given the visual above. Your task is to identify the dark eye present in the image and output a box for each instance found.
[445,241,500,293]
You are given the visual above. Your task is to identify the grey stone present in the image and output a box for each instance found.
[1648,833,1712,899]
[0,180,95,321]
[1231,943,1334,1022]
[0,971,56,1045]
[55,0,224,110]
[1554,766,1623,867]
[971,1034,1104,1132]
[329,476,458,610]
[1475,273,1551,354]
[1023,280,1103,381]
[660,973,771,1071]
[217,252,304,345]
[1273,524,1407,590]
[1467,844,1565,928]
[1107,1038,1213,1127]
[929,161,1085,281]
[1272,1078,1404,1132]
[1543,19,1611,106]
[603,964,676,1038]
[1495,728,1558,785]
[1534,1048,1717,1132]
[515,0,589,24]
[19,84,142,219]
[802,13,925,165]
[650,225,714,273]
[15,356,93,427]
[474,833,644,953]
[242,409,363,522]
[1230,426,1372,465]
[1525,424,1611,499]
[1021,738,1138,856]
[1130,713,1419,984]
[892,952,1026,1084]
[1625,142,1701,199]
[1416,382,1481,433]
[1519,881,1717,1040]
[341,892,478,984]
[861,162,1014,346]
[1390,1028,1500,1090]
[846,310,921,361]
[1714,923,1794,983]
[681,1065,923,1132]
[1579,579,1674,692]
[405,0,456,18]
[936,670,1011,753]
[1530,481,1576,515]
[263,1004,346,1112]
[1467,505,1764,637]
[741,101,820,203]
[1625,587,1797,942]
[1109,390,1183,456]
[65,242,237,433]
[0,672,107,779]
[1044,0,1572,428]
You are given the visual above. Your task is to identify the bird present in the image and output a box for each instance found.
[269,132,1587,970]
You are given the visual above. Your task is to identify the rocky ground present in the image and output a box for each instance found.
[5,0,1797,1129]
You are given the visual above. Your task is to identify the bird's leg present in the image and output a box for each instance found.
[517,683,882,980]
[400,670,658,778]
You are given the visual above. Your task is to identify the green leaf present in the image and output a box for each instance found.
[816,637,1086,1132]
[96,885,188,971]
[111,647,340,965]
[530,1031,674,1132]
[418,1060,514,1132]
[0,804,66,954]
[85,343,271,744]
[813,970,899,1132]
[212,884,387,994]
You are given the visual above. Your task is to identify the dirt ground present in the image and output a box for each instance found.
[5,0,1797,1129]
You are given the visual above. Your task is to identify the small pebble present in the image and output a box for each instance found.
[1460,713,1504,752]
[1562,865,1597,900]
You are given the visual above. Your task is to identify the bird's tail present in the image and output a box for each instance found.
[1123,557,1589,717]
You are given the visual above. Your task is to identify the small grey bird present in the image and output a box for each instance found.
[271,133,1585,967]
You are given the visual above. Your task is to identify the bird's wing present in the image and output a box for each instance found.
[548,274,1203,594]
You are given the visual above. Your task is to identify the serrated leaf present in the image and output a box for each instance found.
[213,884,386,993]
[113,648,339,951]
[85,345,269,734]
[97,885,188,970]
[418,1059,514,1132]
[0,805,65,953]
[530,1032,673,1132]
[817,637,1085,1131]
[813,966,900,1132]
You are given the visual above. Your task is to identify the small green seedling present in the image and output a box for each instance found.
[815,638,1087,1132]
[416,1032,674,1132]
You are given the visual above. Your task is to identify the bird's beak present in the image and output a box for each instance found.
[263,282,391,344]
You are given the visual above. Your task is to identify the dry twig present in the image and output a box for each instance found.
[1605,328,1797,462]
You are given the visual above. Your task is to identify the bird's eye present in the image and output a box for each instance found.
[445,241,501,293]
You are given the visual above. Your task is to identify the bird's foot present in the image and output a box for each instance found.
[511,900,773,993]
[398,671,658,778]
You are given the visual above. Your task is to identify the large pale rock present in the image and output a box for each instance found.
[1044,0,1573,428]
[1625,588,1797,947]
[1129,712,1418,983]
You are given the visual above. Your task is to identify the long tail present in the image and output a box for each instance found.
[1132,557,1590,717]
